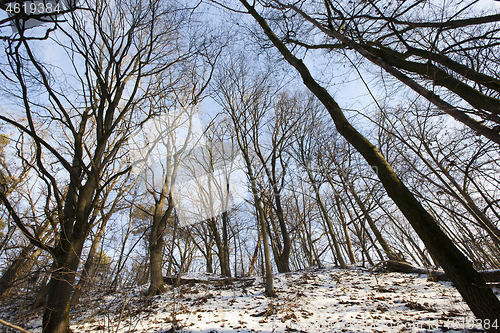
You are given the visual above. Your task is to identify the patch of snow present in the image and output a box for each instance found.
[2,266,498,332]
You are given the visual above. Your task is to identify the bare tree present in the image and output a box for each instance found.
[178,119,245,277]
[275,0,500,144]
[370,105,500,267]
[251,92,301,273]
[212,57,277,296]
[236,0,500,328]
[131,103,202,295]
[292,116,347,268]
[0,0,195,331]
[71,171,134,305]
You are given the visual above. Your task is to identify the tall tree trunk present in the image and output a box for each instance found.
[206,243,214,274]
[42,229,87,333]
[148,197,174,296]
[255,195,275,297]
[377,200,433,266]
[274,193,291,273]
[397,131,500,252]
[42,176,98,333]
[248,232,262,276]
[242,150,275,296]
[239,2,500,328]
[208,216,229,277]
[222,211,231,277]
[335,194,356,265]
[426,143,500,248]
[306,168,347,268]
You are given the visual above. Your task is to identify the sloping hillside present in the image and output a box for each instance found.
[2,266,498,333]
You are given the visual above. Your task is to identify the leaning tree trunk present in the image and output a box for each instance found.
[0,243,37,296]
[239,2,500,329]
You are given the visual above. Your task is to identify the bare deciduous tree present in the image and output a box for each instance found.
[236,0,500,328]
[0,0,195,330]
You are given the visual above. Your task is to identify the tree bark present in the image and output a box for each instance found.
[43,229,87,333]
[148,197,174,296]
[222,211,232,277]
[0,219,51,296]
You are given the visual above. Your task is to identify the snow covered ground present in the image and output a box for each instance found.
[2,266,499,333]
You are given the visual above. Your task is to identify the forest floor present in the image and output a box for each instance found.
[1,266,499,333]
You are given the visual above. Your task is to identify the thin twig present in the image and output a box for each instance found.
[0,318,34,333]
